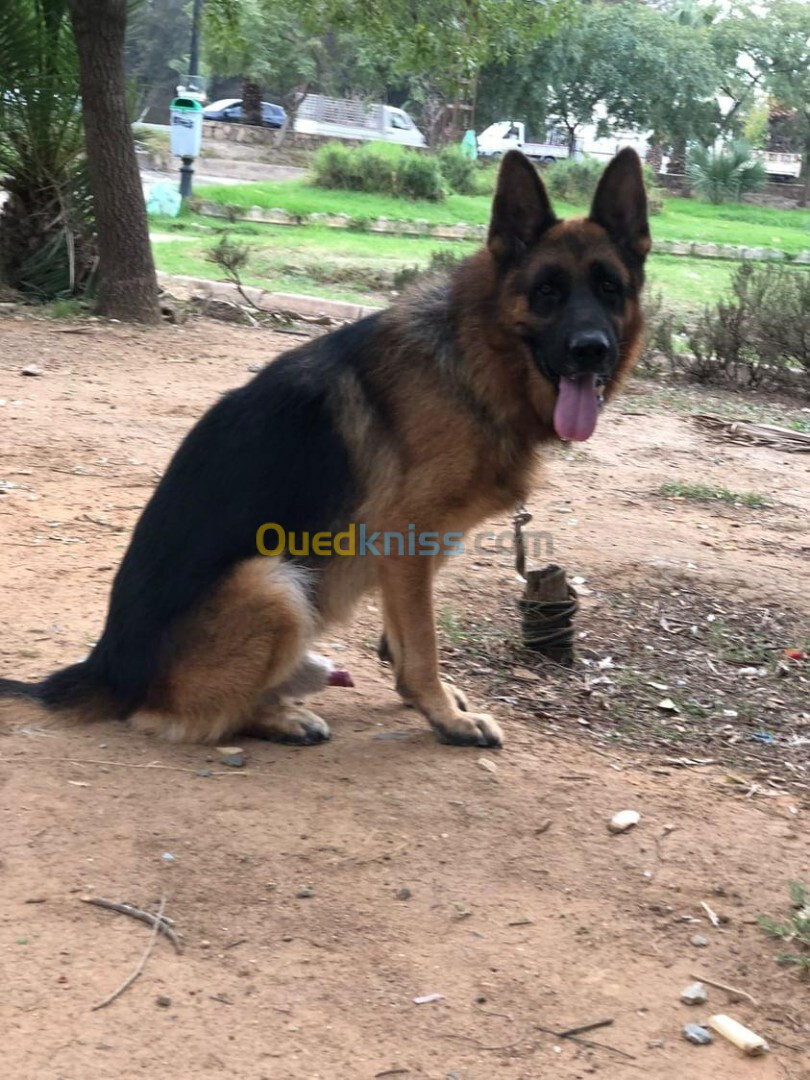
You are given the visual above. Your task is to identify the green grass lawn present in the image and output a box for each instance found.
[193,178,810,254]
[151,219,752,313]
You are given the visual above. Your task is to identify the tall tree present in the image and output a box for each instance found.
[479,2,720,161]
[731,0,810,205]
[126,0,193,118]
[68,0,159,322]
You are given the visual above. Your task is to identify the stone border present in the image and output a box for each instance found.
[157,272,381,320]
[190,201,810,264]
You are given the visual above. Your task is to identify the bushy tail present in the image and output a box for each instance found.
[0,661,121,720]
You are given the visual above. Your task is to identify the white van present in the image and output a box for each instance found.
[294,95,426,148]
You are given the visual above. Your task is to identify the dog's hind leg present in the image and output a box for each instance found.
[131,557,323,744]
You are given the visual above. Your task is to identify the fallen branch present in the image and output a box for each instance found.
[81,896,182,953]
[91,896,167,1011]
[690,973,757,1007]
[692,414,810,454]
[535,1023,636,1061]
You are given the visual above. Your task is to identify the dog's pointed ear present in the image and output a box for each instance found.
[488,150,558,265]
[589,148,651,264]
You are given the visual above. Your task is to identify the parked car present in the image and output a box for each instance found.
[203,98,287,129]
[293,94,426,148]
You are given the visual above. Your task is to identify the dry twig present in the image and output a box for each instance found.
[91,896,167,1011]
[81,896,182,953]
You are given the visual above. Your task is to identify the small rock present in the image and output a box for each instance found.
[195,769,213,778]
[413,993,444,1005]
[296,887,314,899]
[161,852,175,862]
[395,887,412,901]
[608,809,641,834]
[681,981,708,1005]
[21,365,42,377]
[156,994,172,1008]
[200,940,211,949]
[215,745,245,768]
[683,1024,713,1046]
[658,697,679,712]
[691,934,709,948]
[648,1039,665,1049]
[373,731,412,741]
[477,757,498,774]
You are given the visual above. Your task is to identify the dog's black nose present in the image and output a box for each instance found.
[567,330,611,368]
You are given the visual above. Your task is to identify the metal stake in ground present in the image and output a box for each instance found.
[514,507,579,667]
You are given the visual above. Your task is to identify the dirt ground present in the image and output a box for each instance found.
[1,310,808,1080]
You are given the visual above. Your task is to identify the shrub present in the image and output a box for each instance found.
[544,157,605,203]
[438,146,477,194]
[686,141,766,204]
[313,141,445,201]
[677,262,810,392]
[397,151,445,201]
[544,156,662,213]
[638,291,684,375]
[392,248,464,291]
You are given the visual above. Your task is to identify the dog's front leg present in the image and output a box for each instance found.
[379,557,503,748]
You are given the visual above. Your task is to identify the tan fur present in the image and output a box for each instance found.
[131,558,315,744]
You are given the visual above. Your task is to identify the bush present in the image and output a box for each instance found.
[677,262,810,392]
[392,248,465,291]
[543,156,662,213]
[638,291,684,375]
[313,141,445,201]
[438,146,477,194]
[686,141,766,204]
[544,157,605,203]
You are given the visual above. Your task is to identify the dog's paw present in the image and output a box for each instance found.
[246,706,331,745]
[431,712,503,749]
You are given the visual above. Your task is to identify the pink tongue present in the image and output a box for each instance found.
[554,374,599,442]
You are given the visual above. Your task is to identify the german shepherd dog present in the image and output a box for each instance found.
[0,149,649,749]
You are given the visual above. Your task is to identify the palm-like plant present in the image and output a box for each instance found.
[0,0,96,299]
[686,141,767,204]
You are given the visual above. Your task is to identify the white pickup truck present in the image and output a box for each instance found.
[477,120,570,163]
[294,94,426,148]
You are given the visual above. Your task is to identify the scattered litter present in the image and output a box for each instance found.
[683,1024,713,1046]
[707,1014,769,1056]
[161,852,175,862]
[691,934,709,948]
[657,698,679,712]
[680,982,708,1005]
[477,757,498,774]
[413,993,444,1005]
[750,732,776,745]
[216,745,246,768]
[700,901,721,928]
[21,365,42,377]
[783,648,806,661]
[295,886,315,899]
[67,780,90,787]
[608,810,640,834]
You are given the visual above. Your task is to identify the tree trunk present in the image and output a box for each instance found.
[275,82,309,148]
[68,0,159,323]
[800,136,810,209]
[242,79,263,127]
[566,125,577,158]
[669,135,687,176]
[646,140,664,172]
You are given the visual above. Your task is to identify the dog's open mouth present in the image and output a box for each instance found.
[553,373,607,442]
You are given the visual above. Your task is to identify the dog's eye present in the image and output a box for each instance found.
[535,282,556,298]
[600,278,620,295]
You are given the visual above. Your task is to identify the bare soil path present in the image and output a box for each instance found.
[1,311,808,1080]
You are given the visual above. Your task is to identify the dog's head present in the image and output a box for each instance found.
[487,149,650,441]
